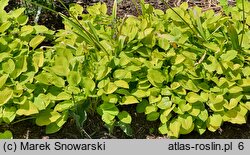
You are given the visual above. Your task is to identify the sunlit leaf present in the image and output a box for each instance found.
[2,59,15,74]
[9,8,25,18]
[36,110,61,126]
[67,71,81,86]
[169,119,181,138]
[33,94,50,110]
[120,96,139,105]
[16,101,39,116]
[157,34,170,50]
[51,56,70,77]
[158,123,168,134]
[97,103,119,116]
[174,54,186,65]
[179,114,194,134]
[32,52,44,72]
[207,114,222,128]
[96,66,111,80]
[114,80,129,89]
[0,74,8,89]
[54,101,73,112]
[0,130,13,139]
[46,111,68,134]
[220,50,238,61]
[147,69,165,86]
[2,106,16,124]
[0,88,13,106]
[113,69,132,80]
[118,111,132,124]
[81,77,95,92]
[186,92,200,103]
[29,35,45,49]
[104,82,117,94]
[0,21,11,33]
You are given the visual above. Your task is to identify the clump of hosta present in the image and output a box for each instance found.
[0,0,249,138]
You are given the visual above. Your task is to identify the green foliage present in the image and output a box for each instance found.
[0,0,250,139]
[0,130,13,139]
[0,0,66,135]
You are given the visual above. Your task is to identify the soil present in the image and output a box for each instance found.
[1,111,250,139]
[2,0,249,139]
[5,0,231,30]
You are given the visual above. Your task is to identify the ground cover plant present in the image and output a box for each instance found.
[0,0,250,139]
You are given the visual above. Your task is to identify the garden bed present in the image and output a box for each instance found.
[1,113,250,139]
[1,0,249,139]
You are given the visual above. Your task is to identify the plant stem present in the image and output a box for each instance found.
[58,0,110,58]
[81,128,92,139]
[194,51,207,66]
[34,6,42,24]
[11,117,35,125]
[240,0,245,48]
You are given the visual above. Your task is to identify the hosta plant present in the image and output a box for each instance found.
[0,0,249,138]
[55,1,250,138]
[0,0,66,135]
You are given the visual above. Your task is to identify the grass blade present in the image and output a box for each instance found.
[227,22,240,51]
[139,0,146,16]
[25,0,110,57]
[192,8,206,40]
[57,0,109,56]
[87,22,99,42]
[219,0,229,14]
[112,0,117,20]
[60,14,92,44]
[160,0,205,41]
